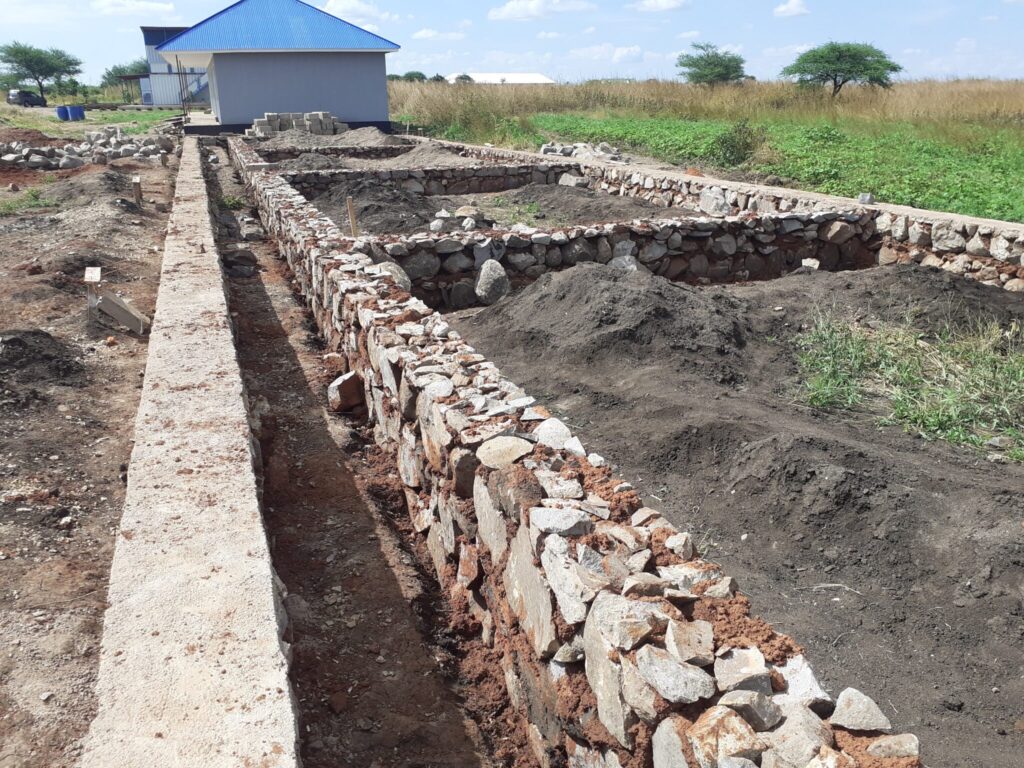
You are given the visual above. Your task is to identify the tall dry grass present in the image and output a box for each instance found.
[389,79,1024,139]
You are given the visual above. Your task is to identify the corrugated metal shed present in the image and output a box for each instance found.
[157,0,400,53]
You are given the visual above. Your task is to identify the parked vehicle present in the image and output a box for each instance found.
[6,90,47,107]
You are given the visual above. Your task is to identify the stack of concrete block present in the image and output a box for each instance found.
[247,111,349,138]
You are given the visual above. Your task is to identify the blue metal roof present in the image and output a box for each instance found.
[157,0,400,53]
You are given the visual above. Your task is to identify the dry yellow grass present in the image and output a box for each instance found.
[389,78,1024,133]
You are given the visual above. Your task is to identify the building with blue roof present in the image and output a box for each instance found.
[155,0,400,127]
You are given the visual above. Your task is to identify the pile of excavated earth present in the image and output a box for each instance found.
[1,127,175,170]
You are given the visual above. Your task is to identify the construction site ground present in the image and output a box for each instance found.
[450,262,1024,768]
[0,152,175,767]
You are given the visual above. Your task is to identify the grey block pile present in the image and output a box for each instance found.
[246,111,349,138]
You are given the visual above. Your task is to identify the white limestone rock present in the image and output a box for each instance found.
[635,644,716,704]
[830,688,892,732]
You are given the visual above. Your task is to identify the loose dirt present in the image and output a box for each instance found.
[0,158,173,767]
[315,180,681,235]
[278,142,486,171]
[451,262,1024,768]
[257,126,413,150]
[209,147,508,767]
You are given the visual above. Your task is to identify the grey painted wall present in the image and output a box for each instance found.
[208,51,390,125]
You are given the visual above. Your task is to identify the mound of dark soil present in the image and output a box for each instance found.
[260,127,412,150]
[452,263,1024,768]
[468,263,750,382]
[314,177,442,235]
[0,329,84,385]
[476,183,689,228]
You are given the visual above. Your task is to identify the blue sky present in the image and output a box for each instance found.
[6,0,1024,84]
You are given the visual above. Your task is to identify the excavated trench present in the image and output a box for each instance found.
[206,148,515,767]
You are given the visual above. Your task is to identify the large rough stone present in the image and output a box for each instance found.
[474,259,510,305]
[652,716,690,768]
[474,475,509,560]
[804,747,854,768]
[718,690,783,731]
[540,534,597,624]
[504,526,559,658]
[608,254,639,271]
[399,250,441,280]
[866,734,919,759]
[819,221,856,245]
[715,647,771,694]
[327,372,362,412]
[774,655,833,714]
[583,593,638,747]
[907,222,931,247]
[764,698,834,766]
[965,231,990,257]
[477,436,532,469]
[620,655,659,721]
[930,221,967,253]
[687,705,766,768]
[375,261,412,291]
[665,619,714,666]
[830,688,892,732]
[700,186,731,217]
[530,506,593,536]
[635,644,716,704]
[657,562,723,592]
[533,417,573,449]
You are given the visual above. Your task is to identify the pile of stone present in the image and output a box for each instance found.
[541,141,625,162]
[247,111,349,138]
[0,126,174,171]
[228,135,925,768]
[427,205,495,234]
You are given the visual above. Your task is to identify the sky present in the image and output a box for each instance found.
[5,0,1024,84]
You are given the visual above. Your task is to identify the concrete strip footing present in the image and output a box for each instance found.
[79,137,299,768]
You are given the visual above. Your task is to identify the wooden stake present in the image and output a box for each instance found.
[346,196,359,237]
[132,175,143,207]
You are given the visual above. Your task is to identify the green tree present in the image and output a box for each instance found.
[0,41,82,98]
[402,71,427,82]
[454,74,474,84]
[386,73,402,81]
[429,73,447,82]
[100,57,149,88]
[676,43,746,86]
[781,42,903,97]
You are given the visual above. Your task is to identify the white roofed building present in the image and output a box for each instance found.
[446,72,556,84]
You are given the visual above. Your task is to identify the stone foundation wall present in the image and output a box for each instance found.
[253,143,415,164]
[284,161,581,198]
[347,212,875,310]
[439,140,1024,293]
[229,135,924,768]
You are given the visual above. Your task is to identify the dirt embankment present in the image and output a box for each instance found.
[451,263,1024,768]
[258,126,412,150]
[315,180,679,236]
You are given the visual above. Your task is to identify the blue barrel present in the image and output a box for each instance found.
[55,106,70,122]
[69,106,85,121]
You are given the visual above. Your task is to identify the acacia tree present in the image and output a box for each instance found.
[0,42,82,98]
[676,43,746,86]
[101,58,150,88]
[402,71,427,82]
[782,42,902,97]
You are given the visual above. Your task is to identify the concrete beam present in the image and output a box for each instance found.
[80,138,299,768]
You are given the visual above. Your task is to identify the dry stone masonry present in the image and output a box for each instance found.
[0,126,175,170]
[228,134,936,768]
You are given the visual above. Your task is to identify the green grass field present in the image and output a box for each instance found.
[518,115,1024,222]
[389,80,1024,223]
[0,105,179,139]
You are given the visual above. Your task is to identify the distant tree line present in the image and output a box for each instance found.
[387,71,474,83]
[677,41,902,96]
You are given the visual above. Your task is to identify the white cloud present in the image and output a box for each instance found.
[323,0,399,23]
[583,25,596,33]
[537,31,562,39]
[487,0,595,22]
[762,43,811,57]
[954,37,977,55]
[91,0,174,14]
[773,0,809,17]
[676,29,700,39]
[412,28,466,40]
[627,0,687,11]
[458,19,473,28]
[570,43,643,64]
